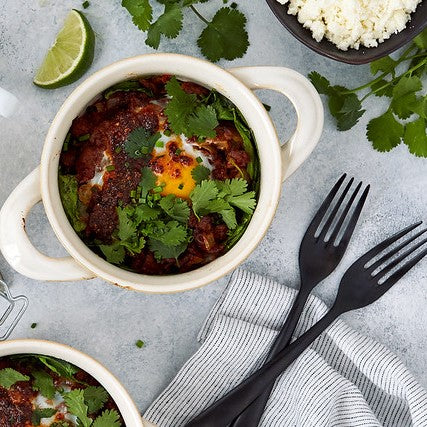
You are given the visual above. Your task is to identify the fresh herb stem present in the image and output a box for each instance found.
[361,57,427,101]
[189,5,210,24]
[343,46,418,94]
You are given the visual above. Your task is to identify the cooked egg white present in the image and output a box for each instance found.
[34,386,77,426]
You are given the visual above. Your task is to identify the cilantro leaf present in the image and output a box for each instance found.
[99,243,126,265]
[117,205,138,241]
[159,195,190,223]
[149,220,188,246]
[84,386,109,414]
[190,180,218,218]
[218,209,237,229]
[403,118,427,157]
[34,356,78,379]
[367,110,404,152]
[328,90,365,131]
[149,239,187,260]
[191,165,211,184]
[215,178,247,197]
[391,76,422,119]
[58,174,86,233]
[0,368,29,389]
[124,127,160,158]
[370,56,396,75]
[187,105,218,138]
[31,408,57,426]
[122,0,152,32]
[164,77,198,135]
[63,389,92,427]
[371,79,394,98]
[146,4,183,49]
[32,370,56,400]
[140,166,157,199]
[135,204,160,222]
[198,7,249,62]
[92,409,121,427]
[308,71,331,95]
[227,192,256,214]
[414,28,427,50]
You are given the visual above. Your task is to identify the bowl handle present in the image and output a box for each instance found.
[228,66,324,181]
[0,167,94,281]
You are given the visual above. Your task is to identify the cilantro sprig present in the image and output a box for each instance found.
[122,0,249,62]
[165,77,219,138]
[190,178,256,229]
[309,28,427,157]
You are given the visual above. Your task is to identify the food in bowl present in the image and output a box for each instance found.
[277,0,423,50]
[0,354,123,426]
[58,75,259,275]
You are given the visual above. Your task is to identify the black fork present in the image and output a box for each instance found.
[184,222,427,427]
[230,174,369,427]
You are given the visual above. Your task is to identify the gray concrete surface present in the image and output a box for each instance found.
[0,0,426,414]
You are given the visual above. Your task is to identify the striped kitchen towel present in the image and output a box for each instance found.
[144,269,427,426]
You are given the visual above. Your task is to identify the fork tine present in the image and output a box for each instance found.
[357,222,423,266]
[317,177,354,241]
[375,245,427,297]
[328,181,362,245]
[373,236,427,278]
[368,228,427,273]
[338,184,370,247]
[304,174,347,237]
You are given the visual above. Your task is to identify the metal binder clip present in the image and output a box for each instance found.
[0,271,28,340]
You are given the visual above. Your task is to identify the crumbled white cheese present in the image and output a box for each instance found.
[276,0,423,50]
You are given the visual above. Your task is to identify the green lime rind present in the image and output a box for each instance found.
[33,10,95,89]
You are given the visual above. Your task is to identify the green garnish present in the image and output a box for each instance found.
[308,28,427,157]
[78,133,90,142]
[31,322,37,329]
[103,80,153,100]
[92,409,121,427]
[32,408,57,426]
[196,156,203,163]
[106,165,115,172]
[115,146,122,154]
[122,1,249,62]
[124,127,161,158]
[63,389,92,427]
[82,0,90,8]
[178,183,184,190]
[155,140,164,148]
[191,165,210,184]
[190,178,256,229]
[164,77,219,138]
[163,129,171,136]
[32,370,56,399]
[136,340,144,348]
[58,175,86,233]
[0,368,30,389]
[83,386,109,413]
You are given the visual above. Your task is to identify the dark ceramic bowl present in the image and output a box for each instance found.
[266,0,427,64]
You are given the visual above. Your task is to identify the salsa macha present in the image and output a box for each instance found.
[0,355,123,426]
[59,75,260,275]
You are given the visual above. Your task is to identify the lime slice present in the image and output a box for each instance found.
[34,10,95,89]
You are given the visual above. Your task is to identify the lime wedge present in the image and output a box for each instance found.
[34,10,95,89]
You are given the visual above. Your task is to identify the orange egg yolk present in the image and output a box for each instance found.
[150,139,199,199]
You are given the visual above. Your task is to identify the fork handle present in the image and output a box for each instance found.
[230,289,311,427]
[184,306,341,427]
